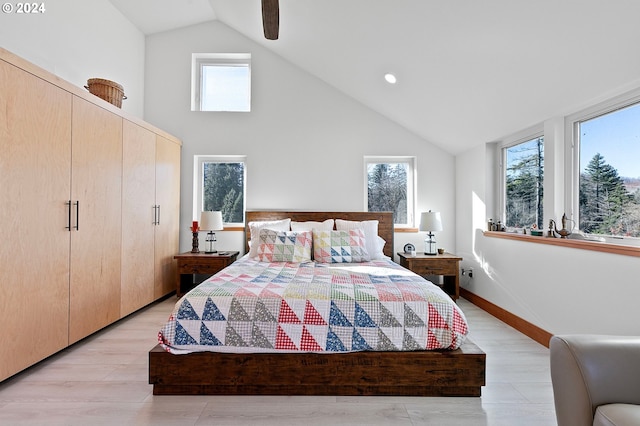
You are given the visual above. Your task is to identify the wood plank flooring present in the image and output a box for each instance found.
[0,297,557,425]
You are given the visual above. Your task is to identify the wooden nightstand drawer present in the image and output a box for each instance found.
[179,258,226,274]
[410,260,457,276]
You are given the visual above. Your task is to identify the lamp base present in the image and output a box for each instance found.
[424,232,437,255]
[204,231,217,254]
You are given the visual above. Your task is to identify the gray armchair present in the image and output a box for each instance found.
[550,335,640,426]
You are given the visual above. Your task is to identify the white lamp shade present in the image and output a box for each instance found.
[419,211,443,232]
[200,211,223,231]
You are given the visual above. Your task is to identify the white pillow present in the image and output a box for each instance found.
[248,218,291,258]
[376,236,387,257]
[335,219,385,260]
[290,219,334,232]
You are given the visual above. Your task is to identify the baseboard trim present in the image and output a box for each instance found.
[460,288,553,348]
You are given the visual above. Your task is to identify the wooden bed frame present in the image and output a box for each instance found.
[149,211,486,396]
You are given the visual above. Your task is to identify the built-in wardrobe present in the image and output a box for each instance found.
[0,48,181,382]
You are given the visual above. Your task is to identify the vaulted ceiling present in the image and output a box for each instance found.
[109,0,640,154]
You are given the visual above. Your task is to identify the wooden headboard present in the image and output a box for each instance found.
[245,211,394,258]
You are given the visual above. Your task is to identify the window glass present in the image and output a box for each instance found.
[578,103,640,237]
[365,157,415,226]
[194,156,246,225]
[191,53,251,112]
[504,137,544,229]
[201,65,250,111]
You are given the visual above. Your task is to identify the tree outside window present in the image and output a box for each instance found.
[203,162,244,223]
[579,102,640,237]
[365,157,415,227]
[505,137,544,229]
[194,156,246,225]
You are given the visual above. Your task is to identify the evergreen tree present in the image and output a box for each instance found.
[505,138,544,228]
[203,163,244,223]
[580,153,632,235]
[367,163,407,223]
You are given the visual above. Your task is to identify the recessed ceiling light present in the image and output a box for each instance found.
[384,73,397,84]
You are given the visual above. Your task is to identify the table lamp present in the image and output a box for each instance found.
[200,211,223,254]
[419,211,442,255]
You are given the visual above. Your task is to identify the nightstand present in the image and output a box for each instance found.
[397,252,462,301]
[174,251,239,297]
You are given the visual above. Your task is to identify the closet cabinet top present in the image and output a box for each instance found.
[0,47,181,146]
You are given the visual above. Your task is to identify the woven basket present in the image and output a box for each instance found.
[84,78,127,108]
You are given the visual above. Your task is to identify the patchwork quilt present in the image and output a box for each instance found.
[158,256,468,354]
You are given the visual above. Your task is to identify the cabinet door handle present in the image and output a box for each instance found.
[74,201,80,230]
[153,205,160,225]
[66,200,72,231]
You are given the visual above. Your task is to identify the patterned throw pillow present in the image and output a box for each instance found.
[312,229,371,263]
[248,218,291,258]
[256,229,312,263]
[335,219,385,259]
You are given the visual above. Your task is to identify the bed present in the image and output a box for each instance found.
[149,211,485,396]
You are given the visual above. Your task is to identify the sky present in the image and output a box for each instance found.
[580,102,640,179]
[202,65,250,112]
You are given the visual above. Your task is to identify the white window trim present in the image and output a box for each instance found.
[193,155,247,226]
[191,53,251,112]
[363,156,417,227]
[497,127,544,227]
[565,87,640,245]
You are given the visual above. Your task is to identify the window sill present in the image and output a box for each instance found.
[484,231,640,258]
[395,227,418,233]
[223,226,245,232]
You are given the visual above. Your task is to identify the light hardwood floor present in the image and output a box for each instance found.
[0,297,557,425]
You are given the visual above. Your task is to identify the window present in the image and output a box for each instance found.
[191,53,251,112]
[503,136,544,229]
[575,101,640,238]
[364,156,416,227]
[194,156,246,225]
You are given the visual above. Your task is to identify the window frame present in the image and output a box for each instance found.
[498,129,544,229]
[567,90,640,243]
[363,156,417,228]
[191,53,251,112]
[193,155,247,227]
[490,88,640,251]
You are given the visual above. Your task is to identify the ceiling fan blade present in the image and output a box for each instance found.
[262,0,279,40]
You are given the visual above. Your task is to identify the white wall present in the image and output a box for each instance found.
[144,21,456,257]
[0,0,145,116]
[456,122,640,337]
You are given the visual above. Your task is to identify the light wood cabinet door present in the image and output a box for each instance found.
[154,135,181,298]
[121,120,156,316]
[0,59,72,381]
[69,97,123,343]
